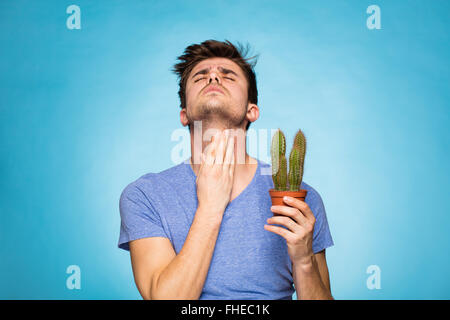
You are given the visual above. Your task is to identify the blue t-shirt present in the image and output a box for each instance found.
[118,158,334,300]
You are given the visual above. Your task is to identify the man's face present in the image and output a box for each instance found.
[183,57,250,128]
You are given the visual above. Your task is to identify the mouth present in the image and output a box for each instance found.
[203,86,224,95]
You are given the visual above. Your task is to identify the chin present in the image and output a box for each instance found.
[199,98,227,112]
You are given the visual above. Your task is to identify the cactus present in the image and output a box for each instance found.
[288,147,301,191]
[279,154,287,190]
[271,129,287,190]
[271,128,306,191]
[293,129,306,155]
[290,129,306,190]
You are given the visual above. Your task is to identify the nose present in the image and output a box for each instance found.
[208,70,221,84]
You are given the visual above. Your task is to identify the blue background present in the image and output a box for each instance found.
[1,0,449,299]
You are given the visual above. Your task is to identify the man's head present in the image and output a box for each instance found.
[172,40,259,131]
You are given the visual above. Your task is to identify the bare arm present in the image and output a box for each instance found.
[129,207,222,299]
[129,130,235,300]
[266,197,333,300]
[292,249,333,300]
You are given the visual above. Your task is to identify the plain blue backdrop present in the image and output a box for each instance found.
[1,0,449,299]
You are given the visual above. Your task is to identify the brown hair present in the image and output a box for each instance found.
[172,39,258,130]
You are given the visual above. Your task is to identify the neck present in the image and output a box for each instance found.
[188,121,257,176]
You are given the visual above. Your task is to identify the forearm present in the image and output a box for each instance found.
[151,207,222,299]
[293,255,333,300]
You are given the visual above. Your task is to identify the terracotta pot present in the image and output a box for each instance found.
[269,189,308,212]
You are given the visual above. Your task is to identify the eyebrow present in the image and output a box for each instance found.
[191,66,239,79]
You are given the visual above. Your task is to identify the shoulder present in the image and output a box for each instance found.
[301,182,327,222]
[120,161,192,202]
[301,181,323,203]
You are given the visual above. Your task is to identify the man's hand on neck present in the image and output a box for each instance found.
[188,122,256,177]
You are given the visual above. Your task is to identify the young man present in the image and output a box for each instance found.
[118,40,334,300]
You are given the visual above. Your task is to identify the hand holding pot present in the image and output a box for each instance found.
[196,130,235,219]
[264,196,316,266]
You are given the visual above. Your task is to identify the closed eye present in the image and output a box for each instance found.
[194,76,235,83]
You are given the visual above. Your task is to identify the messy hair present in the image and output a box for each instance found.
[172,39,258,130]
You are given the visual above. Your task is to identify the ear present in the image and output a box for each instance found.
[246,103,259,124]
[180,108,189,127]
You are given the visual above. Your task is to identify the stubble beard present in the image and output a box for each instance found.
[187,96,247,129]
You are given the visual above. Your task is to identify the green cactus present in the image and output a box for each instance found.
[279,154,287,191]
[288,147,301,191]
[289,129,306,190]
[293,129,306,158]
[271,129,287,190]
[271,129,286,157]
[271,128,307,191]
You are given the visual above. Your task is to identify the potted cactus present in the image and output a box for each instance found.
[269,129,308,209]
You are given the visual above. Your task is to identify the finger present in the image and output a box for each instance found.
[223,133,234,168]
[271,205,308,226]
[197,153,206,176]
[283,197,316,222]
[228,136,235,176]
[264,224,296,242]
[205,131,220,165]
[266,216,301,233]
[203,144,213,165]
[214,131,227,165]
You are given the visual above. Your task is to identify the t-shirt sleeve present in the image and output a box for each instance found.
[307,187,334,254]
[118,181,169,251]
